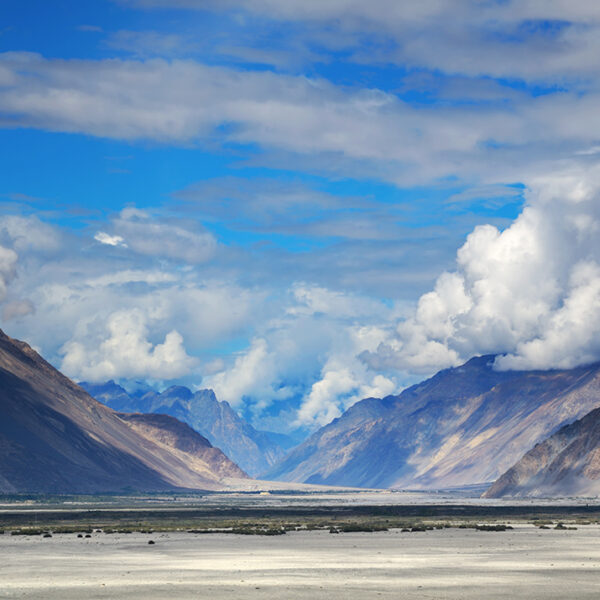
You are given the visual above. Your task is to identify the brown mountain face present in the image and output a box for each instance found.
[484,406,600,498]
[117,413,247,480]
[0,329,246,493]
[266,356,600,490]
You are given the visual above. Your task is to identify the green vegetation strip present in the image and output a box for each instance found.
[1,500,599,535]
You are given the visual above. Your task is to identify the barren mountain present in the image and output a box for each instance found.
[484,406,600,498]
[266,356,600,489]
[82,382,289,476]
[0,329,246,493]
[118,412,247,480]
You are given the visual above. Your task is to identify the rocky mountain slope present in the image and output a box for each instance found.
[0,329,246,493]
[266,356,600,489]
[118,412,247,481]
[484,406,600,498]
[82,382,289,476]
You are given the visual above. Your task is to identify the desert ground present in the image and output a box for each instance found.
[2,523,600,599]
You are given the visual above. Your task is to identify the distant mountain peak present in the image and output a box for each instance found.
[193,388,218,401]
[461,354,498,368]
[82,381,292,477]
[162,385,194,400]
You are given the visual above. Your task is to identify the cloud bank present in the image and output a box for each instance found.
[363,171,600,374]
[2,50,600,186]
[2,175,600,430]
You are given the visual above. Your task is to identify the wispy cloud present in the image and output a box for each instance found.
[105,30,198,57]
[1,51,599,187]
[77,24,103,33]
[118,0,600,84]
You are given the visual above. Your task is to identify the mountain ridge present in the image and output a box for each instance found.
[81,381,291,476]
[0,328,247,493]
[266,355,600,489]
[484,403,600,498]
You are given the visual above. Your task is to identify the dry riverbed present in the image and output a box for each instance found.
[1,525,600,599]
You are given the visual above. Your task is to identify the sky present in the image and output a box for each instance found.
[1,0,600,435]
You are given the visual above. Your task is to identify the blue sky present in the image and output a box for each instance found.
[1,0,600,434]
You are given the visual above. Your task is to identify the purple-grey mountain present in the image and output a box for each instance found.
[266,356,600,489]
[0,329,247,493]
[484,404,600,498]
[81,382,291,476]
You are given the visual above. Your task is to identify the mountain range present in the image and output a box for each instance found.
[265,356,600,490]
[79,381,291,477]
[0,328,246,493]
[4,323,600,497]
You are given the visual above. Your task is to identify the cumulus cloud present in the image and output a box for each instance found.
[296,353,396,428]
[204,338,296,409]
[203,285,399,429]
[363,171,600,374]
[60,308,198,381]
[26,269,258,382]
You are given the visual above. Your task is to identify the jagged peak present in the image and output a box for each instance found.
[161,385,193,399]
[193,388,218,401]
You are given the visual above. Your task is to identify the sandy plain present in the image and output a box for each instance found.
[1,525,600,599]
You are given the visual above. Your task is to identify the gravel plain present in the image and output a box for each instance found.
[1,525,600,599]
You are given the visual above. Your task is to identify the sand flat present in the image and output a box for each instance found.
[1,526,600,599]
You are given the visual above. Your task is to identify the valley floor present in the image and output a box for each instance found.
[2,525,600,599]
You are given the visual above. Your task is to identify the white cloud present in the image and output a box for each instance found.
[94,231,127,247]
[108,208,217,263]
[287,284,388,318]
[498,260,600,370]
[4,51,600,186]
[0,211,258,383]
[204,337,296,409]
[203,287,400,428]
[363,170,600,374]
[122,0,600,83]
[296,354,396,428]
[60,308,198,381]
[27,272,258,380]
